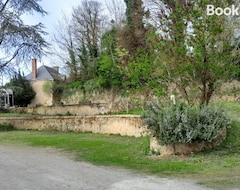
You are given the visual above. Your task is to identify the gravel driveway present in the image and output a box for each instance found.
[0,145,210,190]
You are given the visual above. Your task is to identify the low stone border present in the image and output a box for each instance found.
[150,128,227,156]
[11,103,107,116]
[0,115,149,137]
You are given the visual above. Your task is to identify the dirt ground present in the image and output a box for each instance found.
[0,144,211,190]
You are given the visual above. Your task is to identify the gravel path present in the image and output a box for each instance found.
[0,145,211,190]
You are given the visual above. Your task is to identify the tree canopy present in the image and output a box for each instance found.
[0,0,48,72]
[5,72,35,107]
[51,0,240,106]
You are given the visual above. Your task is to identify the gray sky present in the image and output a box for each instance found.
[23,0,80,35]
[2,1,82,83]
[21,0,81,71]
[22,0,125,69]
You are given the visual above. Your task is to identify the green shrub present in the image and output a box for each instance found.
[84,78,101,92]
[142,103,231,145]
[5,72,35,107]
[0,123,15,131]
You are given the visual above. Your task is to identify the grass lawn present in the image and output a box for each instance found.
[0,102,240,189]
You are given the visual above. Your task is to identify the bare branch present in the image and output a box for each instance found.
[0,0,10,13]
[0,0,48,73]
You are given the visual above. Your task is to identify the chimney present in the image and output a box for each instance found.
[53,66,59,73]
[32,58,37,79]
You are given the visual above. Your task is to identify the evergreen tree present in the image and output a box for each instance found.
[120,0,145,54]
[5,72,35,107]
[0,0,48,72]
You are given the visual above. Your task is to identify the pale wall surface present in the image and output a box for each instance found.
[0,115,149,137]
[30,80,53,106]
[61,89,151,113]
[13,104,107,115]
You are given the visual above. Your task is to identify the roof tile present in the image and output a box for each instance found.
[26,65,64,81]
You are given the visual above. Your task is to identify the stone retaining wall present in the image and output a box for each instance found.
[0,115,149,137]
[150,128,227,156]
[11,103,108,116]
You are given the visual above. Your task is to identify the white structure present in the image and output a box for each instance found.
[0,88,14,108]
[170,94,176,105]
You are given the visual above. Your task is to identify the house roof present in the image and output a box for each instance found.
[25,65,64,81]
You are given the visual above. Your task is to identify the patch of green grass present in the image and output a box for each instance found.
[0,130,238,189]
[0,131,201,175]
[189,102,240,189]
[214,101,240,121]
[113,109,144,115]
[0,101,240,189]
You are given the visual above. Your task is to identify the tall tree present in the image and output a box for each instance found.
[150,0,239,105]
[119,0,146,55]
[105,0,126,28]
[0,0,48,72]
[72,0,104,59]
[52,15,80,82]
[71,0,105,81]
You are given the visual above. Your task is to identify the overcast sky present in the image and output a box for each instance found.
[22,0,122,70]
[23,0,79,34]
[20,0,82,72]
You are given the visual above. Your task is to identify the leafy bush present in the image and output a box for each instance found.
[123,49,161,95]
[83,78,101,92]
[0,123,15,131]
[142,103,231,145]
[97,55,123,89]
[66,81,84,90]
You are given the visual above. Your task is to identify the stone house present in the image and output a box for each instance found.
[26,58,65,106]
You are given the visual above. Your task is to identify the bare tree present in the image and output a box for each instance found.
[52,14,80,81]
[71,0,105,80]
[72,0,104,59]
[105,0,126,28]
[0,0,48,72]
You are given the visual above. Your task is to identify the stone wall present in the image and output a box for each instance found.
[60,80,240,113]
[61,89,152,113]
[212,80,240,102]
[12,103,108,116]
[0,115,149,137]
